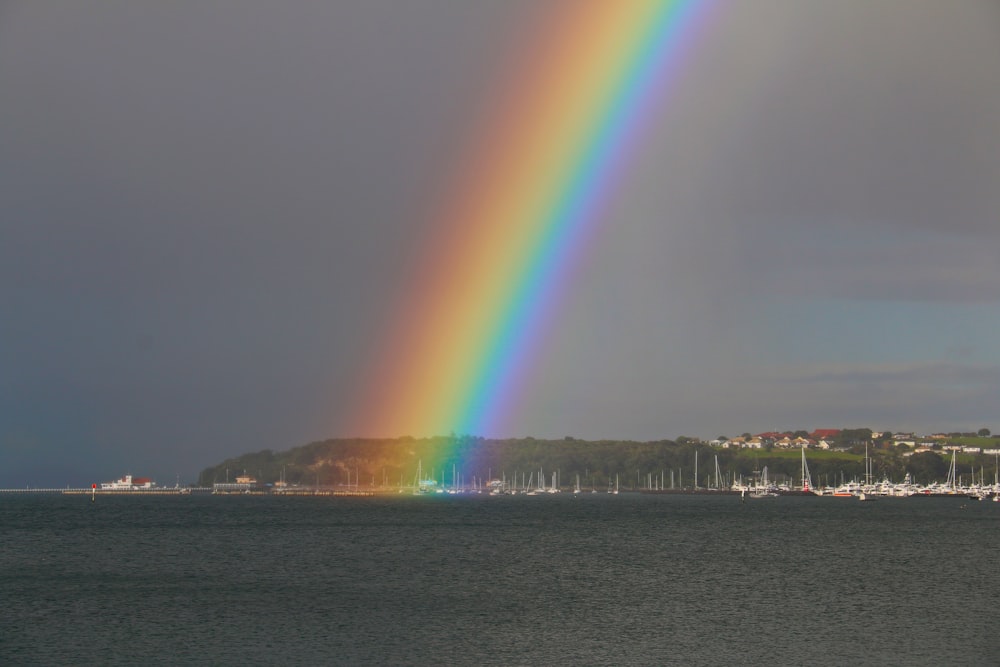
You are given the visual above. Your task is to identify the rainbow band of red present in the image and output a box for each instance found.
[352,1,716,443]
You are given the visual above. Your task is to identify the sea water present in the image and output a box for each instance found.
[1,493,997,666]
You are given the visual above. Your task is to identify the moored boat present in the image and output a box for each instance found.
[101,474,156,491]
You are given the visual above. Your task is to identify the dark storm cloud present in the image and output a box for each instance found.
[0,1,535,485]
[1,1,998,484]
[511,0,1000,440]
[721,0,1000,233]
[763,361,1000,431]
[598,0,1000,306]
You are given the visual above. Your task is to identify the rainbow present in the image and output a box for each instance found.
[351,1,716,446]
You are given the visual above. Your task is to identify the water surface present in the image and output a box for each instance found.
[2,493,996,665]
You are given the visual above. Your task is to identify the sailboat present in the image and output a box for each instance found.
[944,449,958,494]
[993,454,999,502]
[801,445,819,495]
[748,466,778,498]
[525,471,539,495]
[413,461,437,495]
[547,471,561,493]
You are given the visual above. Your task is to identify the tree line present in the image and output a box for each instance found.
[197,435,998,489]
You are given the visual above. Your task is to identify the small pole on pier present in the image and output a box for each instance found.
[91,483,96,502]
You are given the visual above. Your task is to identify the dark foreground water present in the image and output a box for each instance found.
[2,493,998,666]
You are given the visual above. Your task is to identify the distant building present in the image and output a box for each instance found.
[213,474,260,494]
[101,474,155,490]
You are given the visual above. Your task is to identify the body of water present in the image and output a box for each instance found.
[2,493,997,665]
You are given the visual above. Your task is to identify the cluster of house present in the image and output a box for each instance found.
[709,430,839,450]
[706,429,1000,457]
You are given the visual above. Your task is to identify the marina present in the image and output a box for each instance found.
[4,447,999,501]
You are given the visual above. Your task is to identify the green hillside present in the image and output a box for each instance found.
[198,436,998,489]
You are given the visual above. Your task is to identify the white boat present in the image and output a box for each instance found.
[993,455,999,502]
[801,445,819,495]
[413,461,438,495]
[546,471,561,493]
[748,466,778,498]
[101,474,155,490]
[832,481,861,497]
[526,471,541,495]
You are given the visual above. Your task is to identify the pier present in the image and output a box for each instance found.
[0,488,212,495]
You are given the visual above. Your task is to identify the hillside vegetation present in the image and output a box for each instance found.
[197,435,999,489]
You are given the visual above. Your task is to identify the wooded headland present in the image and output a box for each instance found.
[198,432,1000,490]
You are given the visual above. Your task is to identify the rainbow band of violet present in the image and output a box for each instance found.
[352,1,716,461]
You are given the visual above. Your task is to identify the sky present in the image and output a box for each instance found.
[2,1,999,487]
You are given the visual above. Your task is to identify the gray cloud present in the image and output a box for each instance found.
[1,1,998,485]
